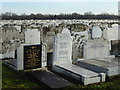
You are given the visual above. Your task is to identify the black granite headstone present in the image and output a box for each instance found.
[24,44,41,70]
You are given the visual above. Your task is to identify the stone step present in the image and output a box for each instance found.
[27,69,73,88]
[77,59,120,76]
[52,63,105,85]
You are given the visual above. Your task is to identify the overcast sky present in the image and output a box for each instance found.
[2,1,119,15]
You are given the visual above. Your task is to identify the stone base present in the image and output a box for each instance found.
[77,58,120,77]
[52,62,105,85]
[28,69,73,88]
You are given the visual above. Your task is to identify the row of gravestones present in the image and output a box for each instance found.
[3,25,120,85]
[4,28,72,70]
[4,24,119,70]
[1,22,119,59]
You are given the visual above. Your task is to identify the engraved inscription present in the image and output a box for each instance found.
[24,45,41,70]
[59,42,68,48]
[89,43,106,49]
[59,50,68,55]
[58,41,70,59]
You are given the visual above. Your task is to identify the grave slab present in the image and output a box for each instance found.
[27,69,73,88]
[77,58,120,76]
[52,62,105,85]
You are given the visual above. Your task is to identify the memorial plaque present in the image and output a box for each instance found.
[24,44,41,70]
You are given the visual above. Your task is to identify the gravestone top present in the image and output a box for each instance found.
[56,28,72,40]
[92,26,102,38]
[61,28,71,35]
[112,24,118,27]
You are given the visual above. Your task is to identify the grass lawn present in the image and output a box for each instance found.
[2,63,120,89]
[2,64,43,89]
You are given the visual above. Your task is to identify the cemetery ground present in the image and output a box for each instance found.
[2,62,120,89]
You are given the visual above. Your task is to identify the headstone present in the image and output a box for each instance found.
[77,23,120,77]
[84,39,109,60]
[92,26,102,38]
[52,28,105,85]
[107,24,119,40]
[84,25,109,60]
[3,43,47,71]
[17,44,42,70]
[53,28,72,65]
[25,29,40,44]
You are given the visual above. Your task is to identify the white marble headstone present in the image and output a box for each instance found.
[107,24,119,40]
[92,26,102,38]
[53,28,72,65]
[25,29,40,44]
[84,38,109,60]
